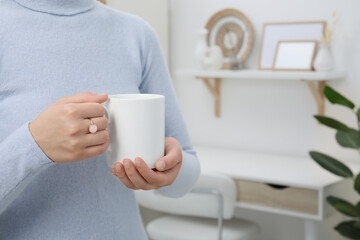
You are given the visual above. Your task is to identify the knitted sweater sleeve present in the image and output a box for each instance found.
[0,122,54,214]
[139,24,200,198]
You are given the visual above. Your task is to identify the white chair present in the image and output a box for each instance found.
[135,172,260,240]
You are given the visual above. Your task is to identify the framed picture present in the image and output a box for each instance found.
[258,21,325,70]
[273,40,317,71]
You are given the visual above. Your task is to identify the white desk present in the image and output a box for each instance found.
[195,145,359,240]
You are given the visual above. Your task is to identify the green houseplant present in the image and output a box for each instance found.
[310,85,360,239]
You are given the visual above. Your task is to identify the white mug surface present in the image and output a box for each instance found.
[104,94,165,169]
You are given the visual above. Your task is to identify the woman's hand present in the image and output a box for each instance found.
[29,92,109,163]
[111,137,183,190]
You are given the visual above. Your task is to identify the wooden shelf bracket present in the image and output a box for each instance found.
[197,77,222,117]
[180,70,345,118]
[197,78,327,117]
[303,80,326,115]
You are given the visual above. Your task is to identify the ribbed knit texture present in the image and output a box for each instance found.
[0,0,200,239]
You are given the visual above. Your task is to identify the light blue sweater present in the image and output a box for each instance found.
[0,0,200,239]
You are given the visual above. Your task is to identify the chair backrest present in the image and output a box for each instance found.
[135,172,237,220]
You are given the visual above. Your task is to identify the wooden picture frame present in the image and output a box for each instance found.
[273,40,318,71]
[258,21,325,70]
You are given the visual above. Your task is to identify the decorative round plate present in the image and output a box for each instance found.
[205,9,254,68]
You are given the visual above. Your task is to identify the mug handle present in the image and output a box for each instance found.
[103,105,111,124]
[103,104,112,153]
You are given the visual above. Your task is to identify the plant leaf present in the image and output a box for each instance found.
[314,115,349,131]
[309,151,353,178]
[327,196,360,217]
[336,129,360,149]
[357,108,360,122]
[355,174,360,194]
[324,85,355,110]
[335,221,360,239]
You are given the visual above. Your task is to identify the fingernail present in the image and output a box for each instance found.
[135,158,141,167]
[110,168,116,175]
[157,160,165,171]
[115,164,122,173]
[99,94,108,99]
[124,160,131,169]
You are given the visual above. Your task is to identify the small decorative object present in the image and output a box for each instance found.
[313,44,334,71]
[273,40,317,71]
[202,45,224,70]
[195,28,209,69]
[314,11,339,71]
[205,8,254,70]
[259,21,325,70]
[309,86,360,240]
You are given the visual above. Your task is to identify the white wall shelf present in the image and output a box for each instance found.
[176,69,346,117]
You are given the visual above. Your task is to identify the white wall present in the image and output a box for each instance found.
[106,0,169,64]
[171,0,360,160]
[170,0,360,239]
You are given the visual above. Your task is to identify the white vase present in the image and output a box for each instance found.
[202,45,224,70]
[313,44,334,71]
[194,28,209,69]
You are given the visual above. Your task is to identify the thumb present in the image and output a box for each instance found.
[59,92,108,104]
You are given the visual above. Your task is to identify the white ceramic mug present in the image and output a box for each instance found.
[104,94,165,169]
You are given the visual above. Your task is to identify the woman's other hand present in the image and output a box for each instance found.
[29,92,109,163]
[111,137,183,190]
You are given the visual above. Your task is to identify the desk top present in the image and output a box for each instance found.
[195,145,360,190]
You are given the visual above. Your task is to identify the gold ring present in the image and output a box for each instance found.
[88,119,98,134]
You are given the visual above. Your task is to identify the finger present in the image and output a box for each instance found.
[135,157,164,186]
[113,162,137,189]
[136,157,181,187]
[82,140,109,159]
[81,117,108,134]
[155,138,182,171]
[83,130,109,147]
[59,92,108,104]
[123,159,153,190]
[76,103,106,118]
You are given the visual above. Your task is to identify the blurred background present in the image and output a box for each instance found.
[106,1,360,240]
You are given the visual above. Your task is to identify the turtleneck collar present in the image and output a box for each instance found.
[14,0,95,16]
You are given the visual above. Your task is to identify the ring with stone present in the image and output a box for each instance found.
[88,119,98,134]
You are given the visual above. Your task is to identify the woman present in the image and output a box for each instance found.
[0,0,200,239]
